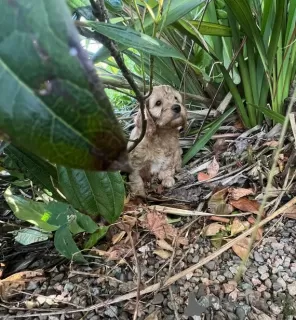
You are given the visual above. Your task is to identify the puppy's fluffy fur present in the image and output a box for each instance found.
[128,85,187,196]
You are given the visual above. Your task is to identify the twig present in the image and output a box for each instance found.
[194,36,247,143]
[80,1,147,153]
[235,86,296,281]
[127,231,141,320]
[103,85,136,99]
[7,197,296,319]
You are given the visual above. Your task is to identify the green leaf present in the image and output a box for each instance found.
[4,188,59,232]
[67,0,89,10]
[76,211,98,233]
[248,103,285,124]
[183,107,235,165]
[174,20,232,37]
[84,22,185,59]
[58,167,125,223]
[0,0,128,172]
[12,227,51,245]
[141,0,205,32]
[84,226,109,249]
[4,145,62,200]
[224,0,268,71]
[54,226,86,263]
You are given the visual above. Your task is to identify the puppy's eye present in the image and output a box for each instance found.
[175,96,178,100]
[155,100,162,106]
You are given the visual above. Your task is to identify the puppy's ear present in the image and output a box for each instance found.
[134,108,156,137]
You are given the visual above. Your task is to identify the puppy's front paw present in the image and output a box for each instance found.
[162,177,175,188]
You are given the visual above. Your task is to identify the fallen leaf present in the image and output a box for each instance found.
[144,310,160,320]
[256,227,263,241]
[208,188,233,215]
[0,270,45,301]
[112,231,126,245]
[213,139,228,158]
[197,172,211,181]
[207,156,219,178]
[230,217,248,236]
[230,197,261,215]
[203,223,225,236]
[229,187,254,200]
[231,237,252,260]
[263,140,279,147]
[157,239,174,251]
[282,205,296,220]
[107,243,133,261]
[122,215,137,227]
[176,236,189,246]
[153,249,171,259]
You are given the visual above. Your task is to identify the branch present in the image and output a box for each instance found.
[86,0,147,153]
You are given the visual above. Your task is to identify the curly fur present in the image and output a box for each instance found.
[128,85,187,197]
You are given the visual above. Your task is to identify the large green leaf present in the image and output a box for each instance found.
[4,188,59,232]
[4,145,62,200]
[84,22,185,59]
[0,0,129,172]
[54,225,86,263]
[4,188,98,234]
[58,167,125,223]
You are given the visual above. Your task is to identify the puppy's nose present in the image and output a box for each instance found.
[172,104,181,113]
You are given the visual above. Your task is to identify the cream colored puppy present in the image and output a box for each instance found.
[128,85,187,197]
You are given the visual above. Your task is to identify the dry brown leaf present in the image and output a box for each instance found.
[203,223,225,236]
[144,210,174,239]
[230,217,247,236]
[207,156,219,178]
[143,210,187,246]
[153,249,171,259]
[230,197,261,215]
[112,231,126,245]
[107,243,133,261]
[213,139,228,158]
[122,215,137,227]
[282,205,296,219]
[0,270,45,301]
[231,237,252,260]
[229,187,254,200]
[263,140,279,147]
[208,187,233,215]
[176,236,189,246]
[156,239,174,251]
[197,172,211,181]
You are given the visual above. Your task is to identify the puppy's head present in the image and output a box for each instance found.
[145,85,187,130]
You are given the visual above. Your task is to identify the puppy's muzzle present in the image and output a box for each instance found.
[172,104,181,113]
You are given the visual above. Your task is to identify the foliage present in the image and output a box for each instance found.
[76,0,295,131]
[0,0,129,172]
[0,0,130,263]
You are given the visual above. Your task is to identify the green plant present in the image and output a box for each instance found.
[74,0,295,161]
[0,0,128,262]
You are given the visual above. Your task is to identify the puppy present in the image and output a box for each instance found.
[128,85,187,197]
